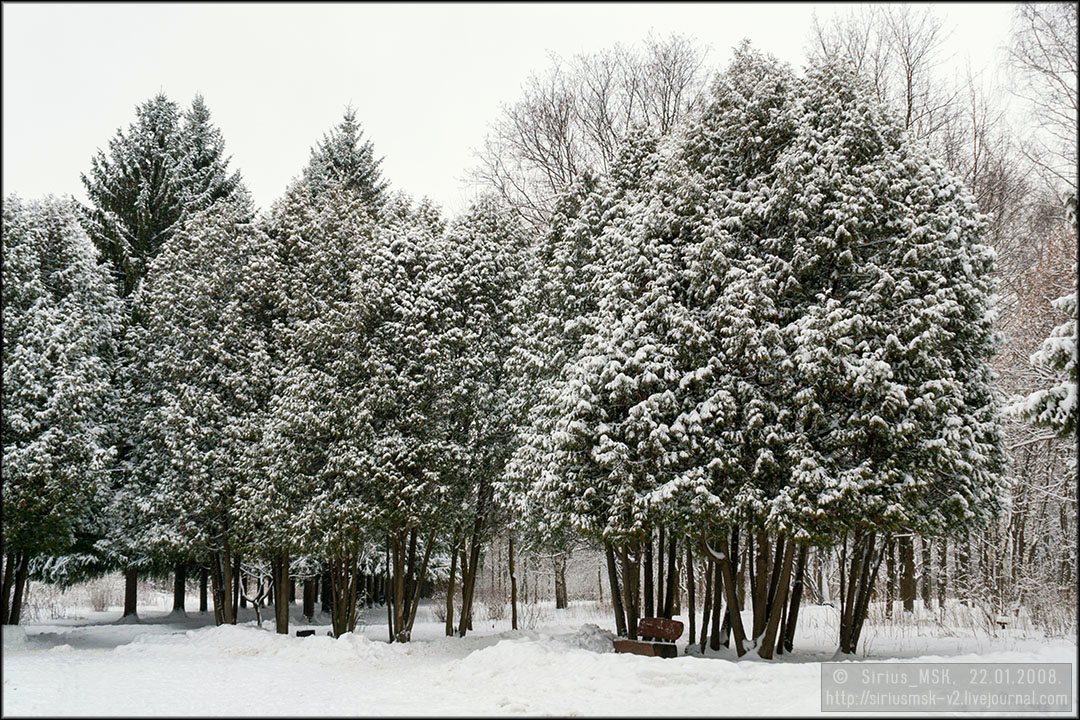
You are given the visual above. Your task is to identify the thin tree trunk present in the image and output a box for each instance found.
[273,551,289,635]
[921,536,933,609]
[509,534,518,629]
[656,527,665,616]
[209,555,224,626]
[231,554,241,622]
[220,540,235,625]
[709,554,722,651]
[1,553,15,624]
[758,539,795,659]
[303,578,315,621]
[619,543,639,639]
[405,533,435,637]
[886,538,896,618]
[199,567,208,613]
[386,540,393,642]
[699,558,713,652]
[709,530,748,656]
[937,538,948,611]
[686,543,696,647]
[752,532,771,639]
[663,534,677,618]
[172,562,186,613]
[322,570,332,613]
[643,529,654,618]
[123,566,138,618]
[604,541,626,637]
[899,534,915,613]
[8,555,29,626]
[447,534,459,636]
[784,544,809,653]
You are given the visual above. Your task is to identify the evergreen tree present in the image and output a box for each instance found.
[1,195,121,624]
[80,94,185,298]
[126,198,275,625]
[177,94,250,217]
[303,107,388,213]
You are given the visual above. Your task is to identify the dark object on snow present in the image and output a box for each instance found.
[613,617,684,658]
[295,629,315,637]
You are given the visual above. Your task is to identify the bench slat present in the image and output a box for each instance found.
[636,617,683,642]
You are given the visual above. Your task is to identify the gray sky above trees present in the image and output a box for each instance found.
[2,2,1016,216]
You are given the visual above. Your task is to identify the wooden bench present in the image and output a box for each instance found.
[613,617,683,658]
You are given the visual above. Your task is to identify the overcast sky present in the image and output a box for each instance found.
[3,2,1018,217]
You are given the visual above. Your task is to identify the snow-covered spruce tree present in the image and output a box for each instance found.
[80,92,249,617]
[1,196,121,625]
[303,107,388,213]
[125,197,274,626]
[177,94,249,220]
[436,197,529,637]
[80,94,186,298]
[1008,194,1078,439]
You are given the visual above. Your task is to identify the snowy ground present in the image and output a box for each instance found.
[3,594,1076,716]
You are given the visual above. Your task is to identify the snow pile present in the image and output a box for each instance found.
[116,623,400,666]
[561,623,616,653]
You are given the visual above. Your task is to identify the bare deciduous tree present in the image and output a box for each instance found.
[472,33,709,228]
[1008,1,1078,197]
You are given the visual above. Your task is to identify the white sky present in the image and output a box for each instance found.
[2,2,1018,217]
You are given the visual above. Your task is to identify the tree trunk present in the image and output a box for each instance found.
[447,534,459,636]
[752,532,771,639]
[123,566,138,618]
[199,567,208,613]
[8,555,29,625]
[619,542,639,639]
[172,562,186,613]
[231,554,241,621]
[643,529,654,619]
[272,551,290,635]
[886,538,896,618]
[699,558,712,653]
[686,543,696,648]
[604,541,626,637]
[553,555,568,609]
[303,578,315,621]
[899,534,915,613]
[404,533,435,638]
[1,553,15,624]
[385,541,393,642]
[758,539,795,659]
[322,570,332,613]
[711,530,748,656]
[937,538,948,611]
[458,518,484,638]
[709,553,722,651]
[509,534,518,629]
[920,536,933,609]
[209,556,224,626]
[663,534,677,618]
[783,544,809,653]
[656,527,665,616]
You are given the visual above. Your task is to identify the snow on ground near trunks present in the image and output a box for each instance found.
[2,600,1076,716]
